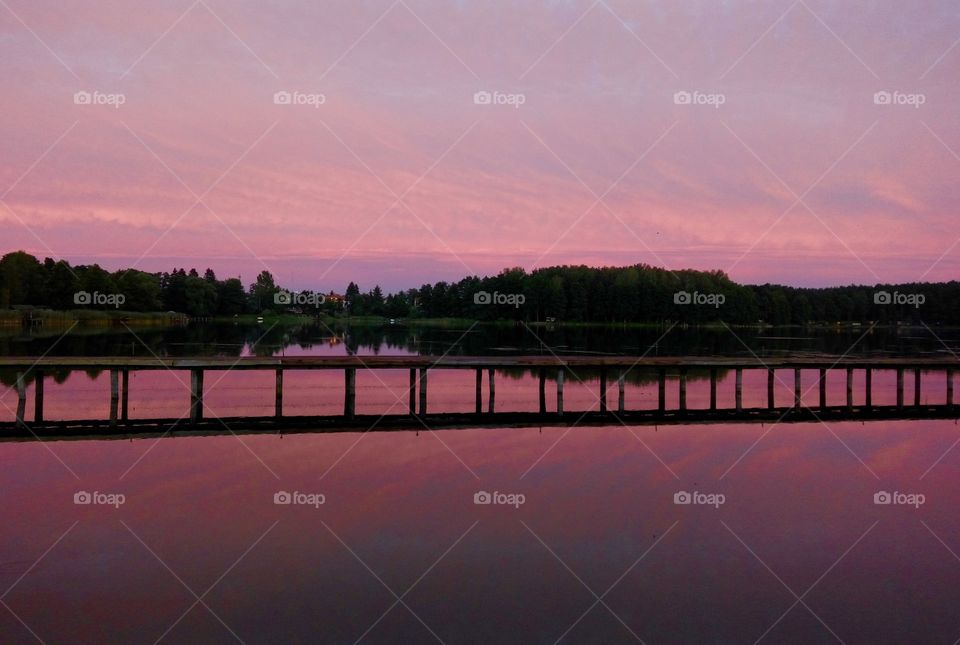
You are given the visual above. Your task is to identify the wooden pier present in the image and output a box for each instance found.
[1,356,958,437]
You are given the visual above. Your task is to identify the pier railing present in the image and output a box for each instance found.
[1,356,958,436]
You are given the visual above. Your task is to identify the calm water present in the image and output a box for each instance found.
[1,421,958,643]
[2,320,959,360]
[2,323,959,643]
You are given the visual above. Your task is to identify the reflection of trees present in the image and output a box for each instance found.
[0,321,934,360]
[0,322,941,386]
[495,366,724,385]
[0,367,77,387]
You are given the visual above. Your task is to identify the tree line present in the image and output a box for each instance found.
[381,265,956,325]
[0,251,956,324]
[0,251,264,317]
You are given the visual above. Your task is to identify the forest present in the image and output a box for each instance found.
[0,250,955,324]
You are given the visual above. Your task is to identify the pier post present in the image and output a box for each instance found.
[557,369,564,416]
[658,369,666,412]
[190,369,204,424]
[896,369,904,409]
[678,368,687,412]
[794,368,801,410]
[419,368,428,416]
[487,368,495,414]
[410,369,417,416]
[865,368,872,409]
[275,369,283,419]
[948,369,954,407]
[709,369,717,411]
[475,369,482,415]
[819,369,827,409]
[767,369,775,410]
[121,369,129,422]
[735,368,743,412]
[538,369,546,414]
[914,368,921,406]
[34,370,44,424]
[110,369,119,427]
[846,368,853,410]
[344,368,357,419]
[15,372,26,426]
[600,369,608,413]
[618,371,625,414]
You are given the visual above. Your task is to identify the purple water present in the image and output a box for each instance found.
[1,415,958,643]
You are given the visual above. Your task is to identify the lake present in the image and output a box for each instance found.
[1,322,958,643]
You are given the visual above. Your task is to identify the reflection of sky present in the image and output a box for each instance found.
[0,420,958,641]
[2,2,959,290]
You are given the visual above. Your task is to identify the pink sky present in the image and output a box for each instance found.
[1,0,958,291]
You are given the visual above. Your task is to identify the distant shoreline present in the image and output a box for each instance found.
[0,309,188,327]
[2,309,954,332]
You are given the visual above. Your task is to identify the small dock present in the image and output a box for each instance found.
[1,355,958,437]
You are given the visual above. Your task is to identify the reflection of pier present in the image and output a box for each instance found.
[2,356,958,437]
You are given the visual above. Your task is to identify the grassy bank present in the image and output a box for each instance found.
[215,314,478,327]
[0,309,188,327]
[4,309,948,332]
[215,313,319,325]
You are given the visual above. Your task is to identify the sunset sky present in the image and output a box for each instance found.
[1,0,958,291]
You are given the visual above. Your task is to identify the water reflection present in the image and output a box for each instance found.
[0,420,958,643]
[2,321,959,360]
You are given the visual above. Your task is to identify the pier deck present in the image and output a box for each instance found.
[1,355,957,437]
